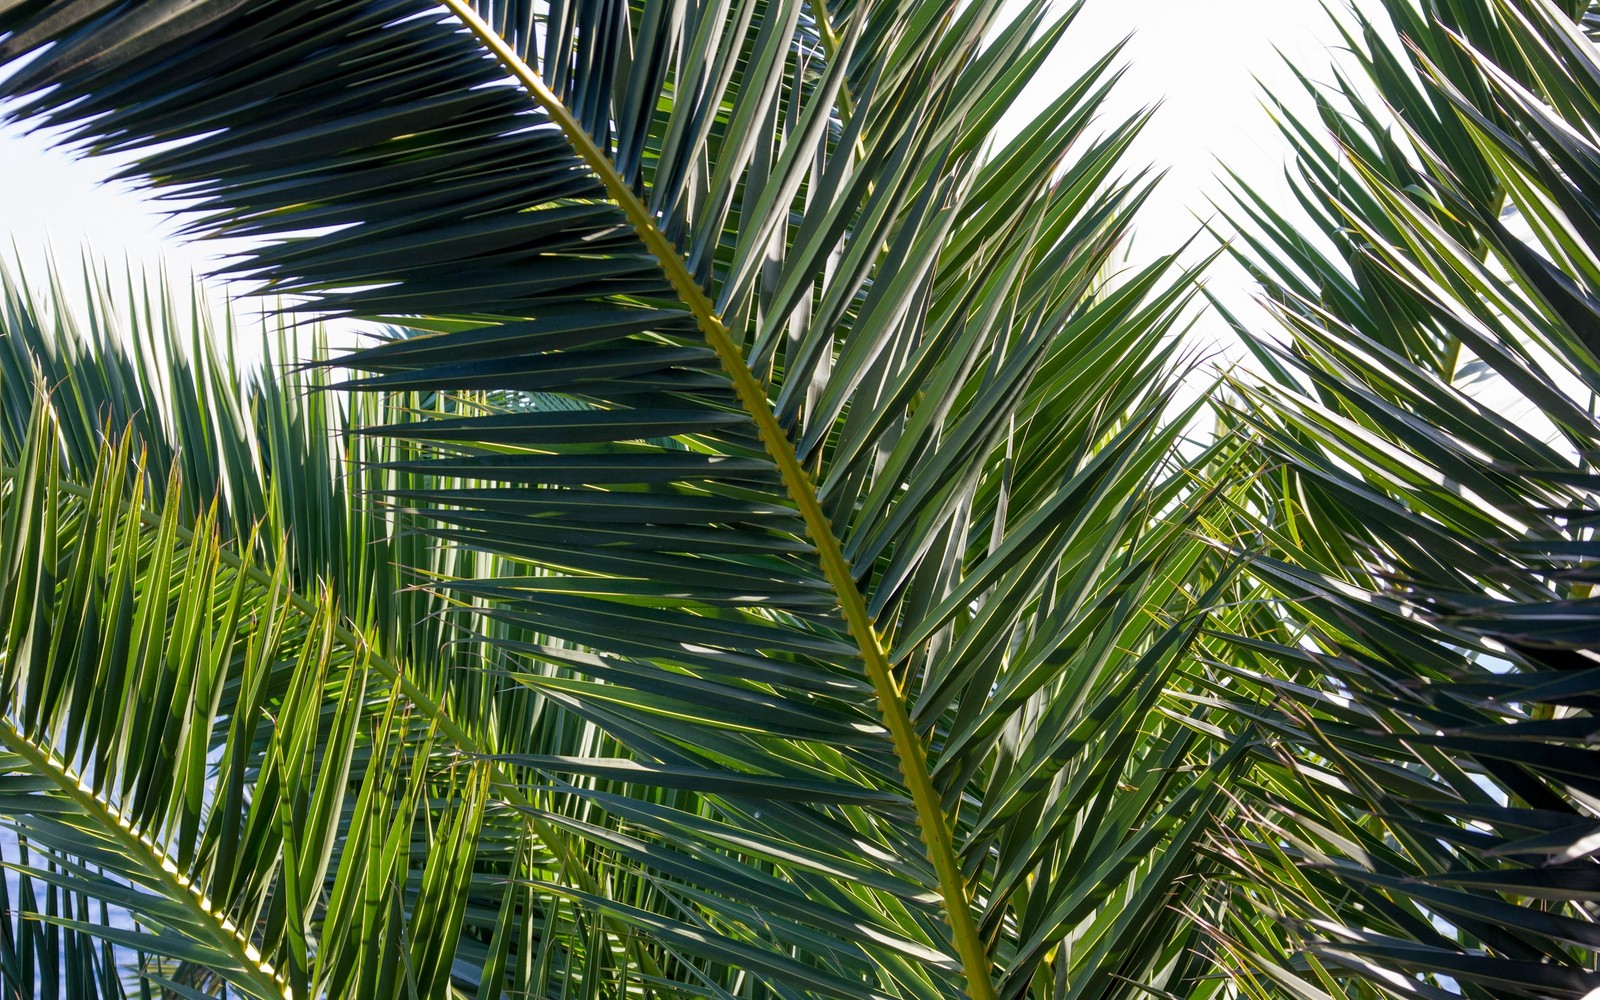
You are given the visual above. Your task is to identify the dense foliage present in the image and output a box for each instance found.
[0,0,1596,997]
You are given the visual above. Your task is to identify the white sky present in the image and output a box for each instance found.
[0,0,1360,346]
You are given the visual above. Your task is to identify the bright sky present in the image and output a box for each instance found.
[0,0,1362,346]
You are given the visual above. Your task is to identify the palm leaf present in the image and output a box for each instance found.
[0,394,505,998]
[0,260,709,997]
[1215,0,1600,995]
[0,2,1245,996]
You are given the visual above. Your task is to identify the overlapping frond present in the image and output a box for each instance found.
[0,397,505,998]
[0,260,482,661]
[0,261,719,998]
[0,1,1246,996]
[1214,0,1600,995]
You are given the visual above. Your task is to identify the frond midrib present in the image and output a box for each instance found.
[0,717,289,999]
[438,4,995,995]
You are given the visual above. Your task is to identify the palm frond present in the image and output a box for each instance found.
[0,394,507,998]
[1216,0,1600,996]
[0,2,1247,995]
[0,259,716,998]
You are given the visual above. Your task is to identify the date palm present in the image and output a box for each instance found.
[1210,0,1600,996]
[0,2,1247,997]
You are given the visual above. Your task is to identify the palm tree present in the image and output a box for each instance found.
[1209,0,1600,996]
[18,0,1600,995]
[0,2,1249,997]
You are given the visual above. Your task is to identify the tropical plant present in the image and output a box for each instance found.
[0,2,1254,998]
[1206,0,1600,996]
[1,397,500,999]
[0,256,620,996]
[21,0,1600,995]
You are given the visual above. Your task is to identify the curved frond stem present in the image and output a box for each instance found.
[440,4,996,995]
[0,718,289,1000]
